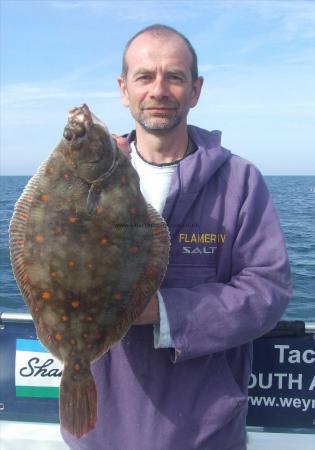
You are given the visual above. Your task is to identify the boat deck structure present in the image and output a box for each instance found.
[1,313,314,449]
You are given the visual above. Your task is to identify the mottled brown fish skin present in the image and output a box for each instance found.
[9,104,169,438]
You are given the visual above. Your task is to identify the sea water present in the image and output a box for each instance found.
[0,175,314,320]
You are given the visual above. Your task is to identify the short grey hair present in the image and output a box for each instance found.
[121,24,199,81]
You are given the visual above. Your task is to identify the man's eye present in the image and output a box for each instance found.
[136,75,151,81]
[168,74,184,82]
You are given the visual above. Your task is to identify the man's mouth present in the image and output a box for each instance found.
[144,107,176,114]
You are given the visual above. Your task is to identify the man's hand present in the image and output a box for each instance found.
[133,294,160,325]
[112,134,131,160]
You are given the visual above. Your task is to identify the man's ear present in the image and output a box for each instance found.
[117,76,130,108]
[190,76,204,108]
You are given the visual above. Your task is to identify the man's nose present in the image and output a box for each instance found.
[149,77,169,99]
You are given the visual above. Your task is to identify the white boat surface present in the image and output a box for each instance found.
[0,421,314,450]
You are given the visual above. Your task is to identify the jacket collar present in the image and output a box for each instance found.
[125,126,231,224]
[126,125,231,195]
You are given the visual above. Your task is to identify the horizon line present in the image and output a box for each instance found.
[1,174,315,178]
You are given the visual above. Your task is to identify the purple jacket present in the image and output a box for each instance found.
[62,126,291,450]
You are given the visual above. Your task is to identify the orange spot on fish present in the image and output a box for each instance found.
[50,271,57,278]
[35,234,45,242]
[128,246,139,254]
[68,260,76,268]
[71,300,80,309]
[85,315,93,322]
[41,194,49,202]
[153,228,162,236]
[74,363,81,372]
[27,195,33,202]
[55,333,62,341]
[100,238,108,246]
[19,212,28,220]
[114,292,123,301]
[63,173,70,180]
[68,216,78,224]
[96,206,103,214]
[61,315,69,322]
[41,291,51,301]
[47,335,52,342]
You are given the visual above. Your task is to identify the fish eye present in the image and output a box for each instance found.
[63,127,73,141]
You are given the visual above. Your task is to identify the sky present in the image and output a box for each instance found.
[1,0,315,175]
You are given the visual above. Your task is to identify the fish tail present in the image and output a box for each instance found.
[59,360,97,438]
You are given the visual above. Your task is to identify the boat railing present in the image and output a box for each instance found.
[1,312,314,333]
[0,311,315,330]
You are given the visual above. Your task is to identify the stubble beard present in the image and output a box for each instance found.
[132,109,183,135]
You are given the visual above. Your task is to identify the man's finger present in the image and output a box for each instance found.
[112,134,132,159]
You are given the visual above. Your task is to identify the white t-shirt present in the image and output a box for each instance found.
[130,141,177,348]
[130,141,177,214]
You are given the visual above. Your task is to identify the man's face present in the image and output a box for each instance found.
[118,33,203,134]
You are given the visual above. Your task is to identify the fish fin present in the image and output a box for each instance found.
[9,161,64,362]
[60,361,97,438]
[128,203,170,319]
[9,161,47,308]
[86,184,101,215]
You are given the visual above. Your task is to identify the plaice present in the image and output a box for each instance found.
[9,104,170,438]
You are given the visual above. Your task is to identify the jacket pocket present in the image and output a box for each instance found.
[221,354,247,401]
[190,353,247,429]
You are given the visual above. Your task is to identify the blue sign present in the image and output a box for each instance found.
[247,333,315,429]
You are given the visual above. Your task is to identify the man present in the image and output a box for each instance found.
[62,24,291,450]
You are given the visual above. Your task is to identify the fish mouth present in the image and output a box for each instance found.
[69,104,92,124]
[64,104,109,143]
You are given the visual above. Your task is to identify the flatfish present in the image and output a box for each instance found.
[9,104,170,437]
